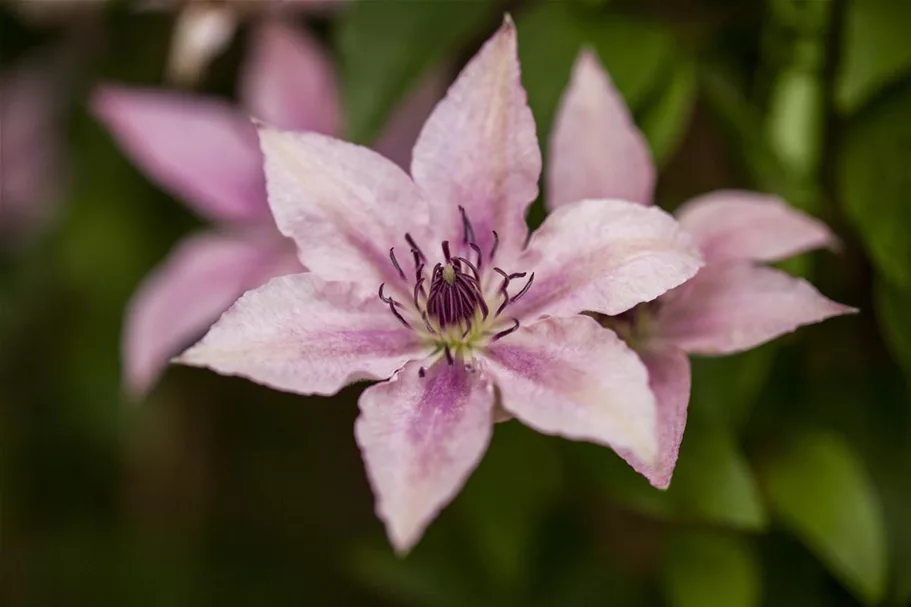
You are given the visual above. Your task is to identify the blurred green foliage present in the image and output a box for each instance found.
[2,0,910,606]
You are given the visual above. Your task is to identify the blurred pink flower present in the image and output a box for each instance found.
[0,57,65,246]
[155,0,345,84]
[175,19,703,552]
[92,21,439,397]
[548,50,857,489]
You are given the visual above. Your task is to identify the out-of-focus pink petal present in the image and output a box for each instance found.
[512,199,702,320]
[240,20,339,134]
[675,191,838,264]
[166,2,238,85]
[483,315,659,470]
[655,264,857,355]
[0,59,63,240]
[124,230,300,397]
[547,49,655,211]
[374,70,447,170]
[91,86,269,223]
[410,17,540,260]
[176,273,429,396]
[257,126,432,287]
[355,359,494,553]
[618,346,691,489]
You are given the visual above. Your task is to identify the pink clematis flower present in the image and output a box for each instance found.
[175,18,703,552]
[548,49,857,489]
[92,21,435,397]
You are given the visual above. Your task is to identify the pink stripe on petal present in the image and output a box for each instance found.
[257,127,432,287]
[547,49,655,211]
[513,199,702,319]
[655,264,857,355]
[675,191,838,264]
[124,230,299,397]
[91,86,269,223]
[176,273,428,396]
[240,20,340,134]
[617,346,691,489]
[355,359,494,553]
[482,316,659,470]
[410,16,541,260]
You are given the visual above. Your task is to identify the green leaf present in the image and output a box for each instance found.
[759,431,887,605]
[337,0,496,144]
[839,81,911,288]
[587,418,766,530]
[665,531,761,607]
[640,58,697,166]
[699,66,803,205]
[455,422,563,591]
[837,0,911,113]
[876,279,911,377]
[689,344,777,431]
[518,4,676,146]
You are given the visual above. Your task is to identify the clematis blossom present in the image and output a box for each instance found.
[176,18,703,553]
[548,50,856,489]
[92,21,436,397]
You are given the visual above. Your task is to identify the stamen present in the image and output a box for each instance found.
[441,241,452,263]
[418,367,427,378]
[454,256,480,282]
[444,345,454,365]
[405,233,425,262]
[389,248,406,280]
[493,318,520,341]
[490,230,499,261]
[468,242,483,270]
[511,273,535,303]
[422,312,437,335]
[459,205,476,246]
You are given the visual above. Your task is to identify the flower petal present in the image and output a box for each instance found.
[240,21,339,134]
[355,359,494,553]
[619,346,691,489]
[257,127,432,286]
[547,49,655,211]
[675,190,838,264]
[373,70,447,170]
[177,273,428,396]
[655,264,857,355]
[482,315,659,469]
[410,16,541,260]
[124,230,299,397]
[512,198,702,319]
[91,85,268,223]
[0,58,63,241]
[166,2,238,85]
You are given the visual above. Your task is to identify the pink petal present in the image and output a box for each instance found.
[512,199,702,320]
[240,20,340,134]
[124,230,300,397]
[373,70,447,170]
[482,315,659,470]
[410,16,541,261]
[0,58,63,240]
[176,273,429,396]
[619,346,691,489]
[675,190,838,264]
[655,264,857,355]
[166,2,238,84]
[257,126,432,287]
[91,86,268,223]
[355,359,494,553]
[547,49,655,211]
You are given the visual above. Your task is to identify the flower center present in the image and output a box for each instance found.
[377,207,535,366]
